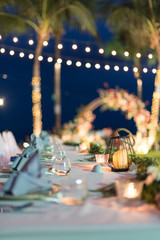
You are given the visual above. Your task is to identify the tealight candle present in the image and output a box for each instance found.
[95,154,109,165]
[123,183,139,199]
[116,180,144,205]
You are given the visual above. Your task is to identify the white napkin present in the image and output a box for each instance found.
[10,146,36,172]
[2,131,22,156]
[1,172,51,196]
[1,150,51,196]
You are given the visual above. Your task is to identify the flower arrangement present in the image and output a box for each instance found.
[99,88,150,136]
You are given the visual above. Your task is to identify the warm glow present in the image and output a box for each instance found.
[2,74,7,79]
[148,53,153,59]
[0,48,5,53]
[76,61,81,67]
[124,183,139,199]
[23,142,30,148]
[123,66,129,72]
[104,64,110,70]
[85,63,91,68]
[124,51,129,57]
[38,56,43,61]
[66,60,72,65]
[152,68,157,74]
[0,35,2,40]
[85,47,91,53]
[99,48,104,54]
[136,53,141,58]
[43,41,48,46]
[28,39,34,45]
[28,54,34,59]
[57,43,63,49]
[143,68,148,73]
[72,44,78,50]
[13,37,18,43]
[57,58,62,63]
[111,50,117,56]
[95,154,108,165]
[95,63,100,69]
[0,98,4,106]
[19,52,25,58]
[114,65,119,71]
[47,57,53,62]
[10,50,15,55]
[133,67,138,73]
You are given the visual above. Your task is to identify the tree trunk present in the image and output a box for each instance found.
[148,47,160,146]
[32,36,44,137]
[53,36,61,133]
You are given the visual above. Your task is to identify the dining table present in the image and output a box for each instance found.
[0,145,160,240]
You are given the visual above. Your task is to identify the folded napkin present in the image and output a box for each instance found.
[10,146,36,172]
[1,150,50,196]
[1,171,51,196]
[30,133,43,151]
[39,131,50,145]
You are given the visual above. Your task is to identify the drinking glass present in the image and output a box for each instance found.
[57,177,88,206]
[51,157,71,176]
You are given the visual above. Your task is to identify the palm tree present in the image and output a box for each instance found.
[0,0,97,136]
[101,0,160,145]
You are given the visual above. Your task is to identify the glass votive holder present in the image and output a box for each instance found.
[57,177,88,206]
[115,180,144,205]
[95,154,109,166]
[51,157,71,176]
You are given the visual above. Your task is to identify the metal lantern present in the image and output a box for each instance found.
[107,128,135,172]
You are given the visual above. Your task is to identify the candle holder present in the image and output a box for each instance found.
[107,128,135,172]
[116,179,144,205]
[95,154,109,166]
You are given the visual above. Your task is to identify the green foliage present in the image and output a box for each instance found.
[89,142,106,154]
[142,181,160,204]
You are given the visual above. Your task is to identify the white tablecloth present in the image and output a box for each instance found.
[1,146,160,239]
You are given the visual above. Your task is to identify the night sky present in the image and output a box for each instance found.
[0,21,155,142]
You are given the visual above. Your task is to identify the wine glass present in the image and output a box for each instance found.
[51,156,71,176]
[57,176,88,206]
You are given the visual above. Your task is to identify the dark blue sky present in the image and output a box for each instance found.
[0,22,156,142]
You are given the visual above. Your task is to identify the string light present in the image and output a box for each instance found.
[133,67,138,73]
[0,35,2,40]
[0,98,4,106]
[38,56,43,61]
[47,57,53,62]
[13,37,18,43]
[148,53,153,59]
[9,50,15,55]
[114,65,119,71]
[2,74,7,79]
[28,39,34,45]
[76,61,81,67]
[85,63,91,68]
[152,68,157,74]
[95,63,100,69]
[136,53,141,58]
[57,58,62,63]
[57,44,63,49]
[99,48,104,54]
[19,52,25,58]
[28,54,34,59]
[72,44,78,50]
[85,47,91,53]
[31,76,42,137]
[143,68,148,73]
[111,50,117,56]
[43,41,48,46]
[124,51,129,57]
[123,66,129,72]
[66,60,72,65]
[0,48,5,53]
[104,65,110,70]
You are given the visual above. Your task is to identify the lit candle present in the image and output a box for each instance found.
[113,148,128,169]
[123,183,139,199]
[95,154,109,165]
